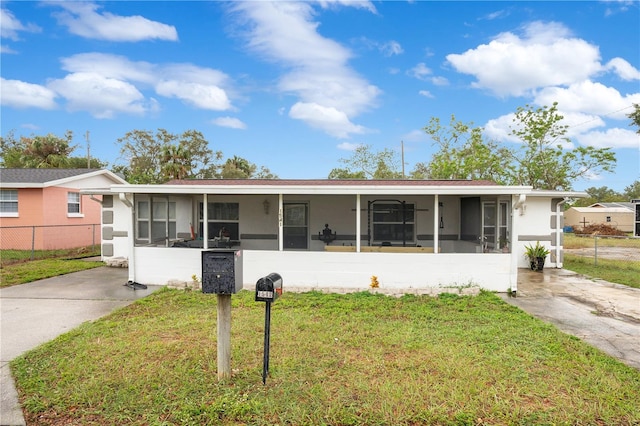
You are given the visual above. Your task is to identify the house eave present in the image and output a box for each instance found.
[107,182,536,196]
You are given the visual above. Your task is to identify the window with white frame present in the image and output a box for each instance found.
[0,190,18,216]
[67,192,81,214]
[135,197,176,245]
[372,202,415,244]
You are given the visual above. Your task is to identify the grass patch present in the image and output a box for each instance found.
[563,233,640,249]
[11,289,640,425]
[0,258,104,288]
[0,246,100,267]
[563,254,640,289]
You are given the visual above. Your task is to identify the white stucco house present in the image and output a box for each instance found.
[85,179,586,294]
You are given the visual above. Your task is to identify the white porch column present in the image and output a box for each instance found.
[278,193,283,251]
[356,194,361,252]
[433,194,439,254]
[203,193,208,249]
[509,194,520,294]
[120,193,135,282]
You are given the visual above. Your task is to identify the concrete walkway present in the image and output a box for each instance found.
[0,267,160,426]
[500,268,640,370]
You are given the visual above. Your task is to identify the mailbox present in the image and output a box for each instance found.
[255,273,283,302]
[202,250,243,294]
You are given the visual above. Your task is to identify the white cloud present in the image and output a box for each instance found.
[408,63,432,81]
[316,0,377,14]
[446,21,602,96]
[337,142,361,151]
[51,2,177,42]
[229,1,379,138]
[212,116,247,129]
[45,53,235,117]
[605,57,640,81]
[484,109,623,149]
[380,40,403,56]
[0,7,41,40]
[156,81,231,111]
[47,72,147,118]
[431,76,449,86]
[60,53,156,84]
[402,129,428,143]
[577,128,639,149]
[1,44,16,54]
[535,80,640,119]
[0,78,57,109]
[418,90,434,98]
[484,114,519,143]
[289,102,367,138]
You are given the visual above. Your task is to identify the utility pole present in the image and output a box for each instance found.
[85,131,91,168]
[401,140,405,179]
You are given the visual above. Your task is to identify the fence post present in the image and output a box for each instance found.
[31,226,36,261]
[594,235,598,266]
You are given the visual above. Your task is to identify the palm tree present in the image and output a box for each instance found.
[161,144,190,181]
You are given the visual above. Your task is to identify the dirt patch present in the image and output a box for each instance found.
[564,247,640,261]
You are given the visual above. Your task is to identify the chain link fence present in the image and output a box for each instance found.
[565,234,640,264]
[0,224,100,266]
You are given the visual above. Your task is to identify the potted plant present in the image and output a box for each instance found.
[524,241,550,271]
[499,237,510,253]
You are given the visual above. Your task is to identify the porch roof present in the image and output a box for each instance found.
[105,179,539,196]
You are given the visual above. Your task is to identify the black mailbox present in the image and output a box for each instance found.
[202,250,243,294]
[255,273,283,302]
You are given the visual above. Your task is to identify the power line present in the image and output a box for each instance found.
[566,104,635,130]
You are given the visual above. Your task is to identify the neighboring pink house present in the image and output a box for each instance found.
[0,169,127,250]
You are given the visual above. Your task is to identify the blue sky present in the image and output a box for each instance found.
[1,1,639,192]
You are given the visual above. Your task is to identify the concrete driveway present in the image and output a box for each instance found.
[0,266,161,426]
[501,268,640,370]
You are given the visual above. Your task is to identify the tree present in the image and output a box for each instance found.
[419,103,617,190]
[628,103,640,134]
[0,130,106,168]
[215,155,278,179]
[329,144,402,179]
[419,116,512,183]
[115,129,221,184]
[220,156,256,178]
[572,186,623,207]
[624,180,640,200]
[161,144,190,181]
[506,103,616,190]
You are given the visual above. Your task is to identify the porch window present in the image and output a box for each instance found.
[372,202,415,244]
[199,202,239,240]
[67,192,81,215]
[136,198,176,244]
[0,190,18,216]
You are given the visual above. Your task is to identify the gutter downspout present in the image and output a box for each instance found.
[119,193,135,282]
[555,198,569,269]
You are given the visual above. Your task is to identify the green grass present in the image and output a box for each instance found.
[0,258,104,288]
[563,254,640,289]
[0,246,100,267]
[564,233,640,249]
[11,289,640,425]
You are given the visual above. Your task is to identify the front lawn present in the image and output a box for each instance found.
[0,258,104,288]
[11,289,640,425]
